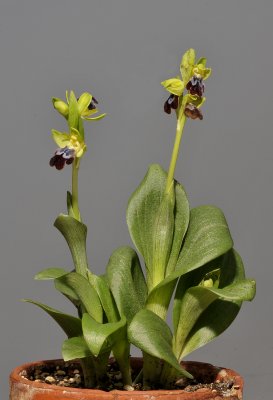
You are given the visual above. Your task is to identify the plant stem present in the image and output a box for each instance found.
[165,113,186,194]
[72,160,81,221]
[80,357,96,388]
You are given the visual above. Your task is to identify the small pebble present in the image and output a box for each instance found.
[73,369,80,374]
[56,370,66,376]
[45,376,56,384]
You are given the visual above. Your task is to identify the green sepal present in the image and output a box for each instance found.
[68,90,80,131]
[34,267,67,280]
[128,309,193,379]
[51,129,70,148]
[161,78,184,96]
[77,92,92,114]
[82,313,127,357]
[180,48,195,84]
[196,57,207,67]
[62,336,91,361]
[22,299,82,337]
[106,246,147,322]
[55,272,103,322]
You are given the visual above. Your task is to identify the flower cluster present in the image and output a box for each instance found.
[50,91,106,170]
[161,49,211,120]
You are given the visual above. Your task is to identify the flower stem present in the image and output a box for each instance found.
[165,113,186,194]
[72,160,81,221]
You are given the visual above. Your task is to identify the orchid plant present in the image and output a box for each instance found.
[25,49,256,390]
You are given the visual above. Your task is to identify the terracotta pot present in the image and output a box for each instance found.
[10,358,243,400]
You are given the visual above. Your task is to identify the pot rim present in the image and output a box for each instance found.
[10,358,243,396]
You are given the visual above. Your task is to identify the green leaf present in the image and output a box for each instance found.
[56,272,103,322]
[151,187,175,286]
[68,90,80,133]
[54,273,79,301]
[54,214,88,277]
[82,313,127,357]
[62,336,91,361]
[106,246,147,322]
[154,206,234,291]
[34,267,67,280]
[87,272,119,322]
[23,299,82,337]
[128,309,192,379]
[127,164,166,277]
[145,180,189,318]
[166,180,189,275]
[173,250,256,359]
[67,191,77,219]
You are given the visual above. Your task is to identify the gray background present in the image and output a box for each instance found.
[0,0,272,398]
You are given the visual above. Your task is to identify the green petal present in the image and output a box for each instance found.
[196,57,207,67]
[83,113,106,121]
[51,129,70,148]
[161,78,184,96]
[77,92,92,114]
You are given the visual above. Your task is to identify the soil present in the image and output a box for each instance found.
[20,360,236,395]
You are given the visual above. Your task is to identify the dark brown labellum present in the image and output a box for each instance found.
[184,103,203,120]
[186,76,205,97]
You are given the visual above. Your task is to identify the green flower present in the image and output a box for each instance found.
[49,128,87,170]
[52,91,106,121]
[161,49,211,97]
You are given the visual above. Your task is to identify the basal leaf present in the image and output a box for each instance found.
[106,246,147,322]
[55,272,103,322]
[166,180,189,275]
[126,164,166,277]
[152,206,234,291]
[128,309,192,379]
[62,336,91,361]
[54,214,88,277]
[82,313,127,357]
[23,299,82,337]
[173,249,256,359]
[87,272,119,322]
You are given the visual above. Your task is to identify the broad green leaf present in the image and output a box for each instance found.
[87,272,119,322]
[23,299,82,337]
[54,273,79,301]
[62,336,91,361]
[127,164,166,276]
[68,90,80,133]
[106,246,147,322]
[145,180,189,318]
[54,214,88,277]
[128,309,192,379]
[34,267,67,280]
[166,180,189,275]
[82,313,127,357]
[151,187,175,286]
[173,250,256,359]
[56,272,103,322]
[152,206,234,291]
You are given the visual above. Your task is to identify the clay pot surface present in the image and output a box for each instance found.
[10,358,243,400]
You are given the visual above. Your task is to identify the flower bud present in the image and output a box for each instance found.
[52,98,69,118]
